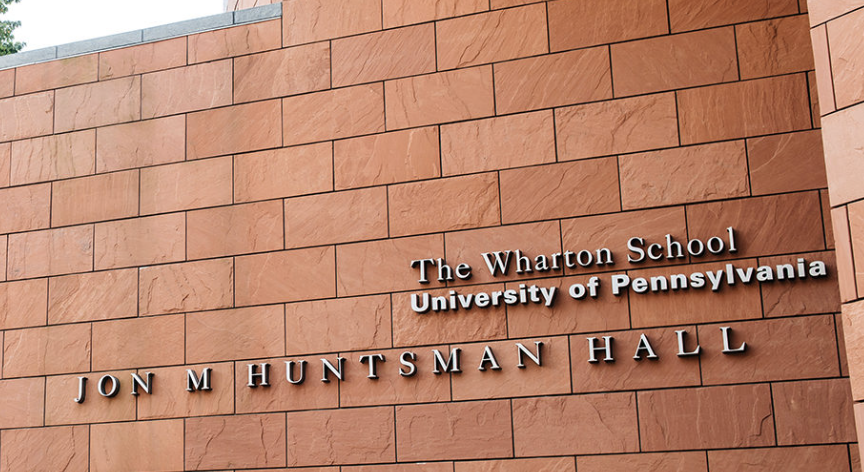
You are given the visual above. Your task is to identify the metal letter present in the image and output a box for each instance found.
[186,368,212,392]
[432,348,462,374]
[98,375,120,397]
[321,357,346,383]
[633,334,659,360]
[721,327,747,354]
[285,360,307,385]
[516,341,543,368]
[587,336,614,363]
[74,376,87,403]
[478,346,501,371]
[675,330,701,357]
[400,351,418,377]
[359,354,386,379]
[130,372,154,396]
[247,363,270,388]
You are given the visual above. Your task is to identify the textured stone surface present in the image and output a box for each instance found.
[512,393,639,455]
[96,116,185,172]
[235,247,336,306]
[188,200,283,259]
[707,445,851,472]
[748,130,827,195]
[451,336,570,400]
[495,47,611,115]
[811,25,835,112]
[668,0,798,32]
[385,66,494,129]
[621,141,749,209]
[234,356,339,413]
[49,269,136,324]
[548,0,668,50]
[234,42,330,102]
[578,452,708,472]
[612,27,738,96]
[3,323,90,377]
[823,102,864,206]
[0,183,51,234]
[382,0,486,28]
[556,93,678,161]
[0,91,54,142]
[437,4,547,70]
[283,0,381,46]
[141,60,232,118]
[0,143,8,188]
[0,69,12,98]
[51,170,138,226]
[99,37,186,80]
[760,251,840,317]
[94,213,185,270]
[139,258,234,316]
[54,77,140,132]
[287,407,394,466]
[137,362,235,419]
[397,400,512,461]
[833,207,858,302]
[7,225,94,280]
[45,370,135,425]
[457,457,575,472]
[391,283,507,346]
[286,295,391,355]
[185,414,286,470]
[92,315,184,370]
[507,275,631,338]
[336,234,444,296]
[627,260,763,328]
[0,426,88,472]
[639,384,775,450]
[188,19,281,63]
[773,378,856,445]
[694,192,825,259]
[737,15,813,80]
[441,111,555,176]
[188,99,283,159]
[187,305,284,362]
[844,300,864,400]
[235,142,333,202]
[389,172,500,237]
[16,54,98,95]
[284,83,385,145]
[571,327,702,393]
[698,316,839,384]
[0,377,44,428]
[11,130,95,185]
[285,187,387,248]
[0,278,47,329]
[678,74,811,144]
[340,346,451,407]
[828,8,864,109]
[850,201,864,296]
[90,420,184,472]
[332,24,434,87]
[334,127,439,189]
[140,156,232,214]
[499,158,620,224]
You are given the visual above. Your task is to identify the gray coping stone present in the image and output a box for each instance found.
[0,4,282,71]
[142,12,235,42]
[234,2,282,24]
[57,30,143,59]
[0,46,56,69]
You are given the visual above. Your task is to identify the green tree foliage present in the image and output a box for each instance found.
[0,0,24,56]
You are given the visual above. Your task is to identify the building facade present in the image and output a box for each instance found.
[0,0,861,470]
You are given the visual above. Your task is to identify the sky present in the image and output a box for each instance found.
[7,0,224,51]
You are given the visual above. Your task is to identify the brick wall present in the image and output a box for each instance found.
[807,0,864,466]
[0,0,854,470]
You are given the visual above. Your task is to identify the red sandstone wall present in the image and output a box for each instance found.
[225,0,279,12]
[0,0,854,470]
[807,0,864,466]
